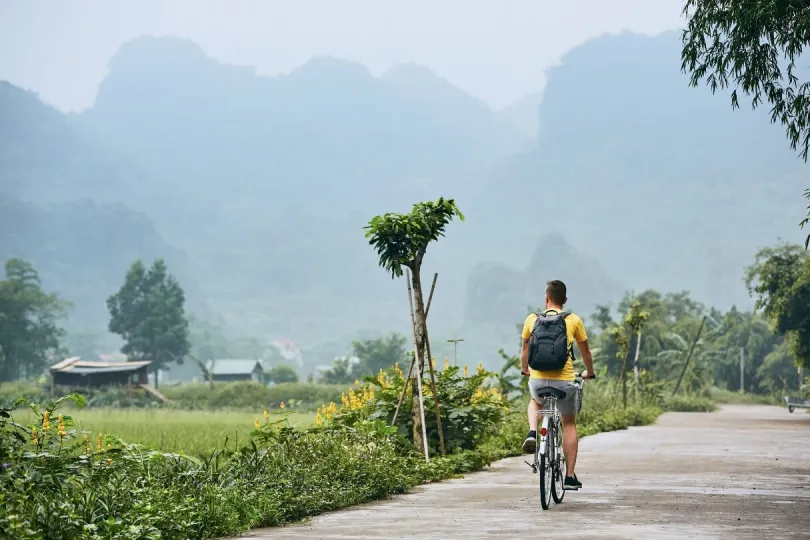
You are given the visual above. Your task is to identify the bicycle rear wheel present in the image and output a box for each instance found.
[539,444,553,510]
[551,421,566,503]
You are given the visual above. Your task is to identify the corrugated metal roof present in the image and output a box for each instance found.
[205,359,263,375]
[50,357,151,374]
[66,365,148,375]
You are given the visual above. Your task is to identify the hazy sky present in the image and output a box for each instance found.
[0,0,684,112]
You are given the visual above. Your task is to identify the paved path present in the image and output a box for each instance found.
[237,405,810,539]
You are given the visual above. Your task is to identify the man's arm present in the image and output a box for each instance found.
[520,337,530,376]
[576,339,595,378]
[520,315,533,376]
[574,318,595,378]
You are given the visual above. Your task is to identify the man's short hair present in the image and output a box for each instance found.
[546,280,567,305]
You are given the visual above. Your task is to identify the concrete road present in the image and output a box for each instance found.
[236,405,810,539]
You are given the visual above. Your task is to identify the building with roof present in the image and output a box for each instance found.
[50,357,151,388]
[204,359,265,383]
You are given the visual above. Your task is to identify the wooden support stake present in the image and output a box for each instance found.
[672,316,706,397]
[391,353,415,426]
[423,327,446,456]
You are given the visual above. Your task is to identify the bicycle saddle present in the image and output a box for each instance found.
[534,387,566,399]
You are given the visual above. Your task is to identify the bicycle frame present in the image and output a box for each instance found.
[537,395,559,457]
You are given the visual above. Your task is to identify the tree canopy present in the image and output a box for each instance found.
[681,0,810,246]
[364,198,464,278]
[107,259,190,387]
[744,243,810,368]
[0,258,68,381]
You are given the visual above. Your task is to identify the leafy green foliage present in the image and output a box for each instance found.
[664,394,717,412]
[681,0,810,247]
[322,362,509,454]
[0,374,661,539]
[317,333,407,384]
[107,259,190,386]
[682,0,810,159]
[268,364,299,384]
[0,258,68,381]
[364,198,464,278]
[745,243,810,367]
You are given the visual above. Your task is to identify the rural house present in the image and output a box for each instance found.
[50,357,151,388]
[204,359,265,383]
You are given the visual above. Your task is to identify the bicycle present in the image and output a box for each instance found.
[524,372,594,510]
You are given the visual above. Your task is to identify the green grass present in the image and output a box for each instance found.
[11,408,316,456]
[710,387,781,405]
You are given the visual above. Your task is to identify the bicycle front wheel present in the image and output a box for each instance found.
[539,448,553,510]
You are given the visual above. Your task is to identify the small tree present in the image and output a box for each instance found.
[681,0,810,247]
[269,364,299,384]
[107,259,190,388]
[0,258,68,381]
[744,243,810,369]
[365,197,464,450]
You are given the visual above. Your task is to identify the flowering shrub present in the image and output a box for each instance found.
[312,360,510,453]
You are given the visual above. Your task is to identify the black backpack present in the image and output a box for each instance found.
[528,310,574,371]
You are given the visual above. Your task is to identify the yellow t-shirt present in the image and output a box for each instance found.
[522,309,587,382]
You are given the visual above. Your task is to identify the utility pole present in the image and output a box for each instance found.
[447,337,464,366]
[739,347,745,394]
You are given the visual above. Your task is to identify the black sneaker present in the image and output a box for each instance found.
[564,474,582,490]
[522,431,537,454]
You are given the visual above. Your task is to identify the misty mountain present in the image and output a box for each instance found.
[0,193,198,333]
[461,30,806,315]
[2,30,806,371]
[461,233,624,360]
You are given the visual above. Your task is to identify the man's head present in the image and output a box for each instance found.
[545,280,567,308]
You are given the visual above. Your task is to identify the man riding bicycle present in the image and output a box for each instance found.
[520,279,595,490]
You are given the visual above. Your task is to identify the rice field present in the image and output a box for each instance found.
[11,407,317,456]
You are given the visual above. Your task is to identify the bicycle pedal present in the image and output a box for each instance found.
[523,460,537,473]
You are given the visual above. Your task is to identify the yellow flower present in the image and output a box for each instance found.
[443,358,449,370]
[107,443,111,451]
[42,411,50,431]
[31,427,38,445]
[263,410,269,420]
[106,458,112,466]
[57,414,66,439]
[354,379,360,385]
[315,411,323,426]
[280,402,286,410]
[97,433,103,453]
[477,362,484,374]
[329,402,337,414]
[254,418,260,429]
[341,393,349,407]
[463,365,469,377]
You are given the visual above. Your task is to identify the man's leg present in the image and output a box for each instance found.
[528,398,540,431]
[561,414,578,476]
[522,398,540,453]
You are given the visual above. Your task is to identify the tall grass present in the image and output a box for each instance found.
[12,407,316,456]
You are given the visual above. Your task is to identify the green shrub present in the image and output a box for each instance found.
[664,394,718,412]
[160,382,345,410]
[0,372,663,539]
[319,363,509,454]
[710,387,780,405]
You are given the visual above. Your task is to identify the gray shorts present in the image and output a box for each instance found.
[529,378,579,416]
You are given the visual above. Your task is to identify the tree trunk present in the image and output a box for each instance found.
[621,345,631,409]
[154,368,159,389]
[410,265,428,453]
[633,329,642,382]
